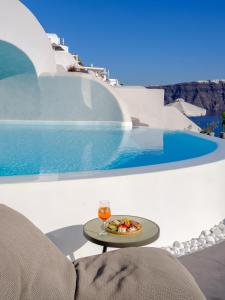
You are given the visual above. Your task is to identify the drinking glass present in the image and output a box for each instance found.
[98,201,111,229]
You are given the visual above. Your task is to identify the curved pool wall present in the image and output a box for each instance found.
[0,134,225,258]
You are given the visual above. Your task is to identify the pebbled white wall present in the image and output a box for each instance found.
[0,0,56,76]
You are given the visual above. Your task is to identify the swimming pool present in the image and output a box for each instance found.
[0,125,217,177]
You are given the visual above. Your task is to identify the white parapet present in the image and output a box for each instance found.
[113,86,164,128]
[0,71,132,127]
[111,85,200,131]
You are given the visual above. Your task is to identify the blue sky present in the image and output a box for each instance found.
[22,0,225,85]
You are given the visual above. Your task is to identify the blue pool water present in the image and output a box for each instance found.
[0,125,217,176]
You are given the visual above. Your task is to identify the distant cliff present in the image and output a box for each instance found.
[147,80,225,114]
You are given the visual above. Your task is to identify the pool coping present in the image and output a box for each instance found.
[0,131,224,184]
[0,120,132,128]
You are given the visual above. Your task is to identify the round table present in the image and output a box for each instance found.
[83,215,160,253]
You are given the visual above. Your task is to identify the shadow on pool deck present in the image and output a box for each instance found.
[46,225,86,261]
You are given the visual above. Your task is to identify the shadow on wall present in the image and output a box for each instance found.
[39,75,124,122]
[0,40,37,80]
[46,225,87,261]
[0,40,41,120]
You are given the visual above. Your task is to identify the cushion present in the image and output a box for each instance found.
[180,241,225,299]
[74,247,206,300]
[0,204,76,300]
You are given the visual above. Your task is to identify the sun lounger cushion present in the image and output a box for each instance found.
[180,241,225,300]
[0,204,76,300]
[74,247,206,300]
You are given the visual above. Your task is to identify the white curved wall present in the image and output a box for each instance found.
[38,73,131,124]
[0,0,56,76]
[114,86,164,127]
[88,72,132,124]
[113,86,200,131]
[0,71,131,125]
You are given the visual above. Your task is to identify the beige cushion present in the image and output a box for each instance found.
[0,204,76,300]
[74,247,206,300]
[179,241,225,299]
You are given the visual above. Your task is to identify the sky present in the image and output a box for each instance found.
[21,0,225,86]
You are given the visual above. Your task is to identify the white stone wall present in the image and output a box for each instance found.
[114,86,164,128]
[0,71,132,125]
[112,86,200,131]
[38,73,130,123]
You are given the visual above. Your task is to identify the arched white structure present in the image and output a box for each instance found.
[0,1,131,126]
[0,0,56,76]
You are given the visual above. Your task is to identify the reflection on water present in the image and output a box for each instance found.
[0,125,217,176]
[0,125,123,176]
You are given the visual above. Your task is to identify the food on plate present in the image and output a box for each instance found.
[105,217,142,235]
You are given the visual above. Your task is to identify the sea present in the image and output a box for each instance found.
[190,115,222,137]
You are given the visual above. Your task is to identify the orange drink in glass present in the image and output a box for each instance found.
[98,201,111,227]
